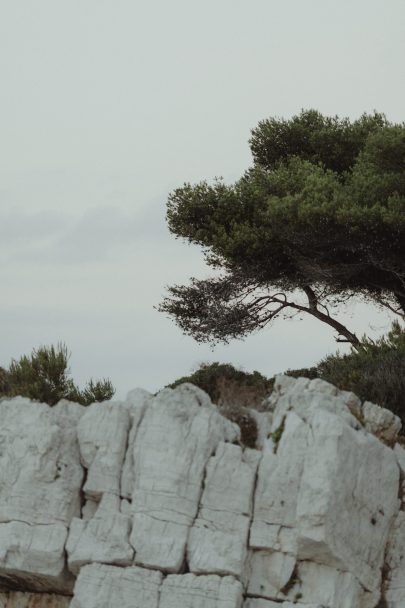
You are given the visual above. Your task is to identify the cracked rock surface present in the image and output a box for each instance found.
[0,377,404,607]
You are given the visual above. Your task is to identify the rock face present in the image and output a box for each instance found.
[0,399,83,594]
[0,377,404,607]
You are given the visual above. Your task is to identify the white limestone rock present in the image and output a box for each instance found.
[254,412,309,528]
[394,443,405,506]
[0,398,82,593]
[270,376,361,432]
[338,389,363,419]
[244,601,320,608]
[272,374,305,397]
[70,564,162,608]
[246,550,296,601]
[0,398,84,526]
[159,573,243,608]
[394,442,405,473]
[384,511,405,607]
[0,521,74,594]
[0,377,403,606]
[125,387,153,410]
[0,592,71,607]
[362,400,401,444]
[296,408,399,593]
[249,410,272,449]
[250,375,400,600]
[52,399,86,425]
[250,411,309,559]
[187,443,260,577]
[131,515,188,572]
[120,389,151,499]
[80,499,99,521]
[249,522,296,555]
[188,511,250,578]
[244,601,277,608]
[247,551,296,600]
[129,384,238,572]
[294,561,366,607]
[66,493,133,574]
[77,401,130,499]
[262,375,310,414]
[248,560,377,606]
[120,499,132,515]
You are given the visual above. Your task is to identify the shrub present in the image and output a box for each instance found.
[169,362,273,448]
[66,378,115,406]
[169,362,274,409]
[0,367,10,394]
[169,322,405,440]
[316,322,405,427]
[284,366,319,380]
[0,343,115,406]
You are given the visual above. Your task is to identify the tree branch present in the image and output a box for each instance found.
[159,274,362,350]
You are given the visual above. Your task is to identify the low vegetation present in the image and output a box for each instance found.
[271,416,286,452]
[169,322,405,445]
[0,343,115,406]
[169,363,275,447]
[169,362,273,409]
[1,322,404,443]
[313,322,405,426]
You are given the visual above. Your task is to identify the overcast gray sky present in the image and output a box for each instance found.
[1,0,404,397]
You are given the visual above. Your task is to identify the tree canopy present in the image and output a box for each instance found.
[160,110,405,348]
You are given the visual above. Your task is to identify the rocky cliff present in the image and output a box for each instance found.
[0,376,404,608]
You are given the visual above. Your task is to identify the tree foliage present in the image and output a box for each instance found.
[160,110,405,348]
[315,321,405,425]
[0,343,115,406]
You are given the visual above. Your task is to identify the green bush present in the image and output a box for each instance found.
[169,322,405,440]
[0,367,10,394]
[0,343,115,406]
[66,378,116,406]
[316,322,405,427]
[284,366,319,380]
[169,362,274,409]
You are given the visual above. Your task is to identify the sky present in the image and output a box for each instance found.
[1,0,404,398]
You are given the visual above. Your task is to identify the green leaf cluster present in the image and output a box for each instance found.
[166,110,405,314]
[0,343,115,406]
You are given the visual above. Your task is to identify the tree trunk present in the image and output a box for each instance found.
[394,291,405,315]
[302,286,362,351]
